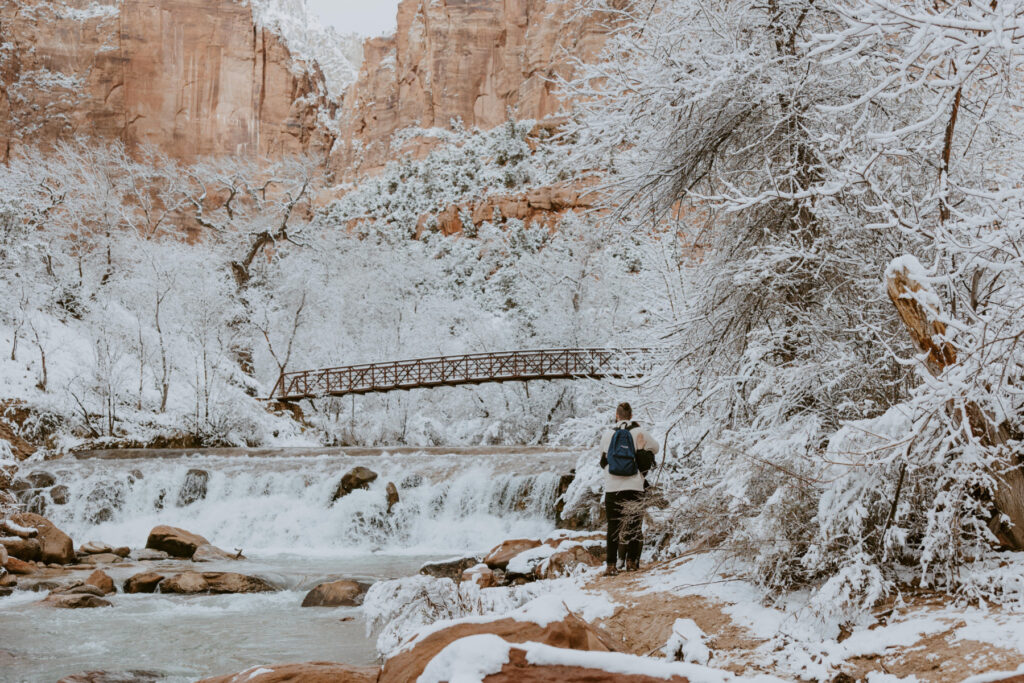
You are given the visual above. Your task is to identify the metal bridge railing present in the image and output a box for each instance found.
[269,347,651,401]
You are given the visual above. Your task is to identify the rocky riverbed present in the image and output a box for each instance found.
[0,449,587,681]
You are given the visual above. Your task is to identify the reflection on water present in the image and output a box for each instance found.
[0,448,574,682]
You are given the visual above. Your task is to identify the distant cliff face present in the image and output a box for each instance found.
[332,0,614,179]
[0,0,337,163]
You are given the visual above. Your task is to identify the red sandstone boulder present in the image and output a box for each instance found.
[378,611,620,683]
[1,534,41,562]
[5,556,36,574]
[161,571,275,594]
[300,579,369,607]
[43,592,112,608]
[539,545,602,580]
[462,563,498,588]
[145,525,210,558]
[483,539,542,570]
[85,569,115,595]
[10,512,74,564]
[197,662,380,683]
[124,571,164,594]
[192,544,240,562]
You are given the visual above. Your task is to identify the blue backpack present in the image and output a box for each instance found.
[606,424,638,476]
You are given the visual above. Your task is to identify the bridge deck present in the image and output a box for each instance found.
[269,348,648,401]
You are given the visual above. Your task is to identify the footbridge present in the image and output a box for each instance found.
[269,348,650,401]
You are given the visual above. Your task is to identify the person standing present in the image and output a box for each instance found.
[599,402,658,575]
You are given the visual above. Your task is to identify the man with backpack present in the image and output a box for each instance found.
[599,401,658,575]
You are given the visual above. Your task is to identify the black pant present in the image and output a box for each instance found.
[606,489,643,565]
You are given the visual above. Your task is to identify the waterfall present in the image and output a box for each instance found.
[28,451,570,556]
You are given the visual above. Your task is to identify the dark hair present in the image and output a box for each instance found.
[616,402,632,420]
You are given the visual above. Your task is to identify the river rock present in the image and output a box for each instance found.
[80,541,115,555]
[10,512,75,564]
[0,543,6,566]
[5,556,36,574]
[132,548,169,561]
[177,469,209,506]
[159,571,208,593]
[80,552,124,565]
[300,579,370,607]
[197,663,380,683]
[58,671,162,683]
[124,571,164,594]
[332,467,378,502]
[1,518,38,538]
[49,484,70,505]
[191,544,239,562]
[43,592,112,608]
[85,569,115,595]
[539,545,602,579]
[462,563,498,588]
[483,539,542,570]
[161,571,276,594]
[378,611,621,683]
[419,556,480,581]
[26,471,56,488]
[56,583,107,597]
[1,536,41,562]
[145,525,209,558]
[385,481,399,512]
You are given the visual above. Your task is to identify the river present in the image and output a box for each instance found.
[0,447,576,682]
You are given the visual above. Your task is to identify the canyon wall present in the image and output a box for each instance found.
[0,0,336,163]
[332,0,615,179]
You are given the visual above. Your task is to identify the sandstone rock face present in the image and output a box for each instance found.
[145,525,209,558]
[197,663,380,683]
[10,513,75,564]
[300,579,370,607]
[333,0,617,178]
[159,571,209,594]
[483,539,542,570]
[85,569,116,595]
[0,0,336,164]
[379,612,620,683]
[123,571,164,594]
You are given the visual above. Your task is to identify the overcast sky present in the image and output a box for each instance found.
[306,0,401,36]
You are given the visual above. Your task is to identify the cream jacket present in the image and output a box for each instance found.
[599,422,659,493]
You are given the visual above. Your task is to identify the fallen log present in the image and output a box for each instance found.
[886,256,1024,550]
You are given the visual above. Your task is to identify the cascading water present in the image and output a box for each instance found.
[37,451,570,557]
[0,449,577,682]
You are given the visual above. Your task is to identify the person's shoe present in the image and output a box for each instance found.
[625,559,640,572]
[605,564,619,576]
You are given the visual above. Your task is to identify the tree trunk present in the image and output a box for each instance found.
[887,258,1024,550]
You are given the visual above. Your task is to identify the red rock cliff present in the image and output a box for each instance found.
[333,0,614,179]
[0,0,335,163]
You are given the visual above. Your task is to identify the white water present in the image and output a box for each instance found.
[0,449,574,682]
[40,451,568,556]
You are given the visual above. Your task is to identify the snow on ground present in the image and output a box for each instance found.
[597,553,1024,681]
